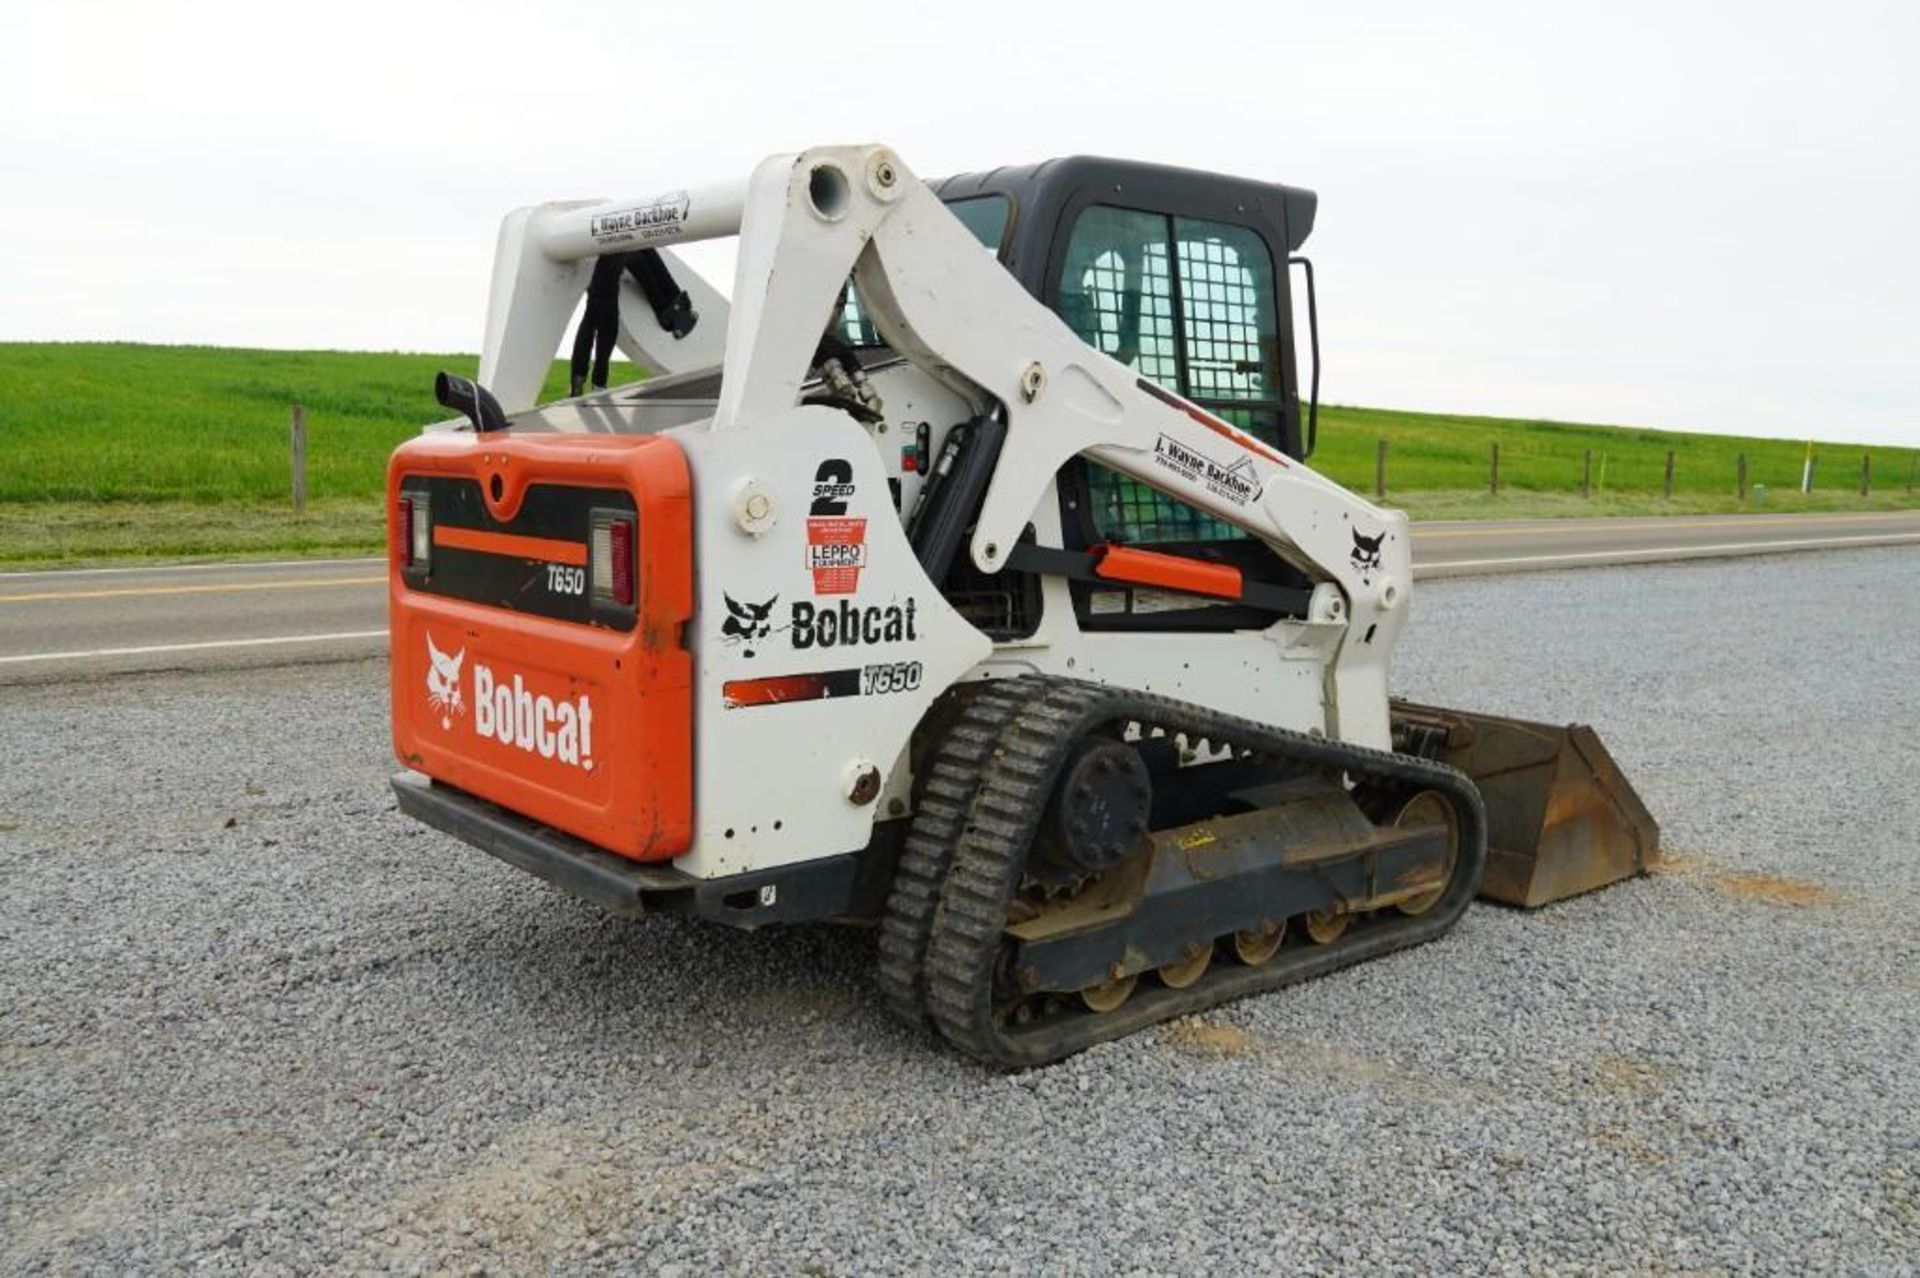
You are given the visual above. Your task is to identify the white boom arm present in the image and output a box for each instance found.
[480,185,744,406]
[477,144,1410,747]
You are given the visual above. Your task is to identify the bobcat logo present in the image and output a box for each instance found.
[722,593,778,658]
[1350,529,1385,575]
[425,633,466,729]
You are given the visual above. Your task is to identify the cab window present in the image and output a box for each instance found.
[1058,206,1284,544]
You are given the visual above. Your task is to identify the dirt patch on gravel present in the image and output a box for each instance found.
[1593,1053,1672,1096]
[1591,1124,1670,1167]
[1160,1019,1253,1056]
[1715,872,1844,907]
[350,1125,636,1272]
[741,985,857,1020]
[1158,1023,1467,1099]
[1655,852,1844,907]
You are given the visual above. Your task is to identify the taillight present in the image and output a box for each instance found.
[610,519,634,606]
[592,513,635,607]
[398,491,431,570]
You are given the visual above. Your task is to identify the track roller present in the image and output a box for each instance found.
[1303,909,1351,945]
[1080,974,1137,1012]
[1232,920,1287,966]
[1157,943,1212,989]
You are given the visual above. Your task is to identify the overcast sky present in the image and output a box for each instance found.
[3,0,1914,445]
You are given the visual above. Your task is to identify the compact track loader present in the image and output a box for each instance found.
[388,145,1658,1066]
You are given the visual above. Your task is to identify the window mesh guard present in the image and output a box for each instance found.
[1065,213,1284,546]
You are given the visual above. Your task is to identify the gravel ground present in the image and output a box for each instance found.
[3,546,1916,1275]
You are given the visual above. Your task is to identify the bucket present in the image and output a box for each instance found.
[1391,702,1660,907]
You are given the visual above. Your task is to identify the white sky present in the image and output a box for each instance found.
[3,0,1915,445]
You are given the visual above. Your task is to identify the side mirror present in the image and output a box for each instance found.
[1289,256,1319,458]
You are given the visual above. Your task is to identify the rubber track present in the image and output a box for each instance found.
[919,676,1490,1068]
[874,680,1032,1026]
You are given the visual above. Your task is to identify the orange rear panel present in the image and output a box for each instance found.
[388,431,693,861]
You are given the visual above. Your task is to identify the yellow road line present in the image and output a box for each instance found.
[1415,513,1920,539]
[0,576,385,604]
[0,629,387,665]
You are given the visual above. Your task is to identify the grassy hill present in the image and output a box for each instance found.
[0,343,637,504]
[1,342,1914,563]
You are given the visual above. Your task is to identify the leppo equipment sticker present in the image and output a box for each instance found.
[805,517,868,595]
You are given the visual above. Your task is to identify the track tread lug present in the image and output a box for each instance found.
[875,682,1030,1028]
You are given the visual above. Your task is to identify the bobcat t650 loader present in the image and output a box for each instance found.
[388,145,1658,1067]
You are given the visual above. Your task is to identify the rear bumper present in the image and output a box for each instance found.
[391,772,881,928]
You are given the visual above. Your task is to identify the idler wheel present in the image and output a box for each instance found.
[1393,789,1460,917]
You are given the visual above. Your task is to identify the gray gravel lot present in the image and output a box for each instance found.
[3,546,1917,1275]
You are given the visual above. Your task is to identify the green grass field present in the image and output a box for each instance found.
[0,343,645,504]
[1,342,1914,564]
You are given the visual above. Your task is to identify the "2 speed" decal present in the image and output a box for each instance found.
[806,458,869,595]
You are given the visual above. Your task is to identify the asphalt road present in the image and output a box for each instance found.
[1411,508,1920,577]
[2,510,1917,683]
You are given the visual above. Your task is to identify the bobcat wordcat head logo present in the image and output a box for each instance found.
[722,593,778,658]
[1350,528,1385,573]
[425,633,466,729]
[422,633,596,771]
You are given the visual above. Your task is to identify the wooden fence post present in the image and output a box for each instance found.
[1737,453,1748,500]
[1663,450,1675,499]
[1861,453,1871,496]
[1581,449,1592,499]
[1490,442,1500,496]
[1375,439,1388,499]
[290,405,308,515]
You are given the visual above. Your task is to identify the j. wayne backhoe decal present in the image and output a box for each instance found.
[423,633,595,771]
[588,190,691,246]
[1152,433,1262,506]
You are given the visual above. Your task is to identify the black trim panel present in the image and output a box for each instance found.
[398,476,638,630]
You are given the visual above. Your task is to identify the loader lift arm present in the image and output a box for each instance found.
[481,144,1411,747]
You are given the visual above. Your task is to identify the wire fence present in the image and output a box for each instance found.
[1348,438,1920,504]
